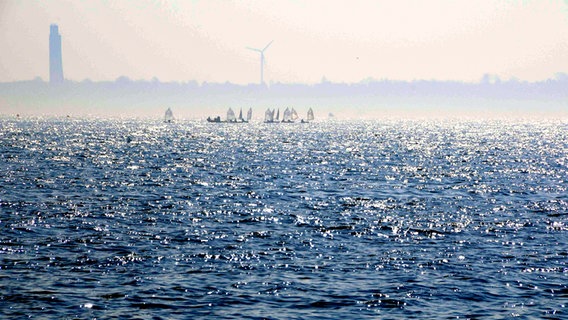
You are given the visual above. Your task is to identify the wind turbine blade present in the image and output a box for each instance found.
[246,47,262,53]
[262,40,273,52]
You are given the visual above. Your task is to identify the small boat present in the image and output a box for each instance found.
[164,108,174,123]
[207,115,223,123]
[238,108,244,122]
[236,108,249,123]
[281,107,298,123]
[301,108,314,123]
[264,108,275,123]
[247,108,252,122]
[291,108,299,121]
[281,107,291,122]
[226,108,236,122]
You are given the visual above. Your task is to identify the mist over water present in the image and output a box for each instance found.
[1,76,567,119]
[1,118,567,318]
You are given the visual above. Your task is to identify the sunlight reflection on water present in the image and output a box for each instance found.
[1,118,567,318]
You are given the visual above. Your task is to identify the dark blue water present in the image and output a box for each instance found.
[1,118,567,319]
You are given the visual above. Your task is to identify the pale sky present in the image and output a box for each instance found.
[1,0,567,84]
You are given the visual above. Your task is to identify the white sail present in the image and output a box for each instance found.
[247,108,252,121]
[307,108,314,121]
[264,108,274,122]
[164,108,174,122]
[291,108,299,121]
[227,108,236,122]
[282,107,291,122]
[275,108,280,121]
[238,108,244,121]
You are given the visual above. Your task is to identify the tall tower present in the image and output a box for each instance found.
[49,24,64,84]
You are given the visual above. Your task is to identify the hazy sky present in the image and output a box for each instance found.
[1,0,567,84]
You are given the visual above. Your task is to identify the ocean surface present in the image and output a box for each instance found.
[1,117,567,319]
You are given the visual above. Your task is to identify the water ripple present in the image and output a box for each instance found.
[1,118,567,318]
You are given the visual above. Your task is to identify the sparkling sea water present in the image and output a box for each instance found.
[1,118,567,319]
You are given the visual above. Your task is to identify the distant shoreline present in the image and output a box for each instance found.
[1,76,566,120]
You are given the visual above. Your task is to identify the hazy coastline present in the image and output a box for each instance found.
[1,75,566,120]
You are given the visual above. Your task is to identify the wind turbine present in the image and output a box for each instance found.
[247,40,273,85]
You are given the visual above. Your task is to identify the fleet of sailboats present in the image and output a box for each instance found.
[196,106,315,124]
[264,107,312,123]
[207,107,253,123]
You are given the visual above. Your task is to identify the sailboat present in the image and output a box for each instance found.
[291,108,299,122]
[264,108,275,123]
[275,109,280,121]
[246,108,252,122]
[281,107,291,122]
[164,108,174,123]
[302,108,314,123]
[226,108,237,122]
[281,107,299,123]
[237,108,247,122]
[307,108,314,121]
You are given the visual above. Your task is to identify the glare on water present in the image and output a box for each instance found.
[1,118,567,318]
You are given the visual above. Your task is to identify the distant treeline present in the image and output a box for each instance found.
[1,74,567,119]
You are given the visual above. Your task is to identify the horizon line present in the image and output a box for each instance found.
[3,72,568,86]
